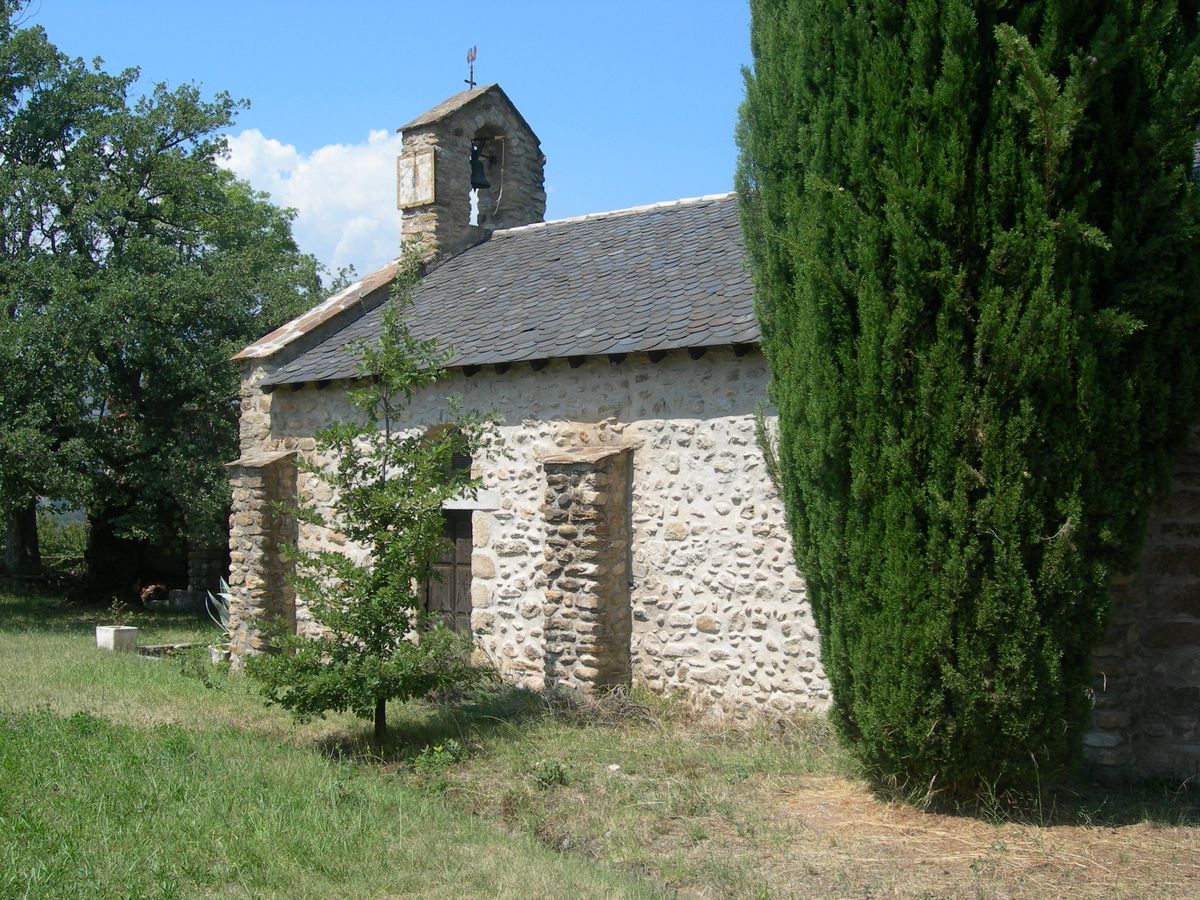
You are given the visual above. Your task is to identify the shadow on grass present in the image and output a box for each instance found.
[315,681,549,767]
[0,589,212,637]
[314,682,663,772]
[871,770,1200,829]
[1035,777,1199,828]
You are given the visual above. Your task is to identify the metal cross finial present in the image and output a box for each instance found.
[465,46,477,89]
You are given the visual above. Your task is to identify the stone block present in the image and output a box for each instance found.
[1142,621,1200,649]
[494,540,529,556]
[1083,731,1123,749]
[662,642,694,658]
[663,521,688,541]
[96,625,137,652]
[690,667,727,685]
[472,553,497,579]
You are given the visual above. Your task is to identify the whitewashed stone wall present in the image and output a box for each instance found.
[231,349,830,715]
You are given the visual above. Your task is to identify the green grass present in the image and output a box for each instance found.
[0,593,654,898]
[0,709,651,899]
[2,590,1196,899]
[380,687,855,897]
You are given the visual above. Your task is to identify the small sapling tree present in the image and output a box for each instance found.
[248,245,492,743]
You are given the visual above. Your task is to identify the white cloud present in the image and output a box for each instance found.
[220,128,405,278]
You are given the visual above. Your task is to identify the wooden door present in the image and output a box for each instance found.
[421,509,473,632]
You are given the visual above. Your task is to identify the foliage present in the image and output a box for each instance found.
[0,1,327,578]
[35,508,85,575]
[413,738,466,776]
[205,577,233,642]
[247,244,494,742]
[106,595,132,627]
[738,0,1200,794]
[527,757,569,789]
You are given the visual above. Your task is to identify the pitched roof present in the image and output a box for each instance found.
[261,192,758,387]
[397,83,540,144]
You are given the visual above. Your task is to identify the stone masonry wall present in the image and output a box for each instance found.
[1086,421,1200,782]
[234,349,829,715]
[540,447,633,691]
[226,451,297,666]
[232,345,1200,776]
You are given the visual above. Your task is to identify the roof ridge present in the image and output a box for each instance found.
[494,192,736,237]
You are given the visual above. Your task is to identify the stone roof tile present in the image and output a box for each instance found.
[262,192,757,386]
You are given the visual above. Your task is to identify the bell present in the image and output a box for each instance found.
[469,143,490,190]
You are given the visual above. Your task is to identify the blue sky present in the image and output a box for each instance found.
[22,1,752,278]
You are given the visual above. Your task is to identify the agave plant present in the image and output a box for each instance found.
[205,578,233,643]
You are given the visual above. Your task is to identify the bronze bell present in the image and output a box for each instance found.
[469,142,490,190]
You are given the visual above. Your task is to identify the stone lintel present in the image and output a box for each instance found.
[537,445,632,466]
[226,449,296,469]
[443,489,501,511]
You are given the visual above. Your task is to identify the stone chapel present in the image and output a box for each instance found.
[227,85,1199,783]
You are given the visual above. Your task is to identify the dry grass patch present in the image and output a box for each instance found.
[385,689,1199,899]
[768,775,1199,898]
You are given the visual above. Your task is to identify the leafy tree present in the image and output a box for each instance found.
[738,1,1200,794]
[0,2,326,584]
[247,246,491,744]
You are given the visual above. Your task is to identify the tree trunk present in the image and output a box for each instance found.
[4,501,41,574]
[374,698,387,744]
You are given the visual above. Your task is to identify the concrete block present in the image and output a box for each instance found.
[96,625,137,652]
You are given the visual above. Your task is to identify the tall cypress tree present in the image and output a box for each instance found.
[738,1,1200,793]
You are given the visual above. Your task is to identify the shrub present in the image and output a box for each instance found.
[738,0,1200,794]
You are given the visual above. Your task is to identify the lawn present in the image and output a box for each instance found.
[0,592,653,899]
[2,590,1197,898]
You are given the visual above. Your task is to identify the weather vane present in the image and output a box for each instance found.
[465,46,478,89]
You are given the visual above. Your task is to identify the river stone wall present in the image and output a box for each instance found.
[231,349,830,715]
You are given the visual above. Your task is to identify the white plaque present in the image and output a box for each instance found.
[397,148,436,209]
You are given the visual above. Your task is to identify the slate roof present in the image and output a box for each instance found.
[232,262,399,361]
[261,192,758,387]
